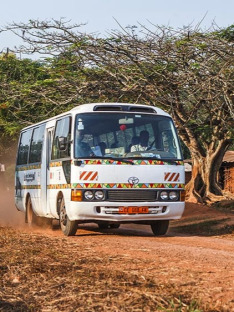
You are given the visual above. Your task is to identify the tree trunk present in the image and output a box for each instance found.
[185,157,204,203]
[185,140,233,204]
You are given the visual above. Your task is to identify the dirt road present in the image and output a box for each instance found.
[0,194,233,311]
[74,223,234,309]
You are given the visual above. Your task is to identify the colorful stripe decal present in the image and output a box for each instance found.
[16,164,41,171]
[79,159,184,166]
[20,185,41,189]
[19,183,184,190]
[47,183,184,189]
[48,184,71,189]
[50,161,63,167]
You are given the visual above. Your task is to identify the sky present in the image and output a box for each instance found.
[0,0,233,56]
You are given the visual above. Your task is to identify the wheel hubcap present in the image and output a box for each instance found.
[60,204,67,226]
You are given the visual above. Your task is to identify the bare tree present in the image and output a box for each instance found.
[1,19,233,202]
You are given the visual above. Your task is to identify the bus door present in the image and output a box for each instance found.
[45,116,71,217]
[41,123,55,216]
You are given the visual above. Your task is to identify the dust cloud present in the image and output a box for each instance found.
[0,168,59,235]
[0,146,25,227]
[0,159,24,227]
[0,186,56,235]
[0,187,25,227]
[0,154,56,233]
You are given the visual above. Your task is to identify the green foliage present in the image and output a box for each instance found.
[217,24,234,41]
[175,39,190,48]
[0,54,72,156]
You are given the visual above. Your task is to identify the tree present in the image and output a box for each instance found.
[0,53,67,160]
[73,24,234,203]
[0,50,112,160]
[1,20,233,202]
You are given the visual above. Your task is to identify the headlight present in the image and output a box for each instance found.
[169,191,179,201]
[84,190,94,200]
[94,190,105,200]
[160,191,168,200]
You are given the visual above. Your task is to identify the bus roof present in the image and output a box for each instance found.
[20,103,170,132]
[70,103,169,116]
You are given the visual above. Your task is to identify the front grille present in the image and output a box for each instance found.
[107,190,157,202]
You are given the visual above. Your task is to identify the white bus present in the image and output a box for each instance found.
[15,103,185,236]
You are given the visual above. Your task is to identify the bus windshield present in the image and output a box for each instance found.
[74,113,182,160]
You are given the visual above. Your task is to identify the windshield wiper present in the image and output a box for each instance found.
[104,156,134,165]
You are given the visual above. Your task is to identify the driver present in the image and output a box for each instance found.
[75,130,94,157]
[130,130,150,152]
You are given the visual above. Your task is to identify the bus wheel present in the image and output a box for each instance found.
[25,196,37,226]
[110,223,120,229]
[98,222,109,229]
[150,220,169,236]
[59,198,78,236]
[98,222,120,229]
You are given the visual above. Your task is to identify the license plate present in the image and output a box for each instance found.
[119,206,149,214]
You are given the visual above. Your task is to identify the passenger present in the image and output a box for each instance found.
[132,136,140,146]
[128,136,140,152]
[111,142,118,148]
[131,130,150,152]
[98,142,107,156]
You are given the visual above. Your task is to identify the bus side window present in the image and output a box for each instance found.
[51,116,71,160]
[28,124,46,164]
[17,130,33,165]
[47,129,54,164]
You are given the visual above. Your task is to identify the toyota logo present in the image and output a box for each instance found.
[128,176,139,185]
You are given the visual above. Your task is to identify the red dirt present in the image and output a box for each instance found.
[0,190,233,311]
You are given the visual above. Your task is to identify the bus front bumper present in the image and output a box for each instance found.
[67,201,185,222]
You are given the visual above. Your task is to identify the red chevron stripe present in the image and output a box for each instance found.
[165,172,180,182]
[174,173,180,182]
[168,172,176,182]
[80,171,87,179]
[80,171,98,181]
[89,171,98,181]
[85,171,93,180]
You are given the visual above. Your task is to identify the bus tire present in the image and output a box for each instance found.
[150,220,169,236]
[98,222,109,229]
[98,222,120,230]
[59,197,78,236]
[110,223,120,229]
[25,196,37,225]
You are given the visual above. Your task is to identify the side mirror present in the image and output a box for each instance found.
[58,136,67,151]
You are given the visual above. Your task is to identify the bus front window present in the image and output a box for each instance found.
[74,113,182,160]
